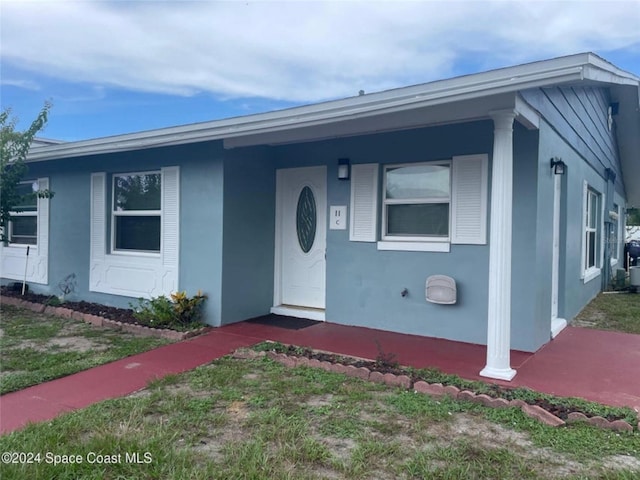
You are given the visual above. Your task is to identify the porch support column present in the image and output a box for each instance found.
[480,110,517,381]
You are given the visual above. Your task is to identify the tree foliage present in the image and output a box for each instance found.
[627,208,640,226]
[0,103,53,244]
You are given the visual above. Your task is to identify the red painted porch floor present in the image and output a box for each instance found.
[2,321,639,434]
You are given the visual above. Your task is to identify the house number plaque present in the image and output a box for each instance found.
[329,206,347,230]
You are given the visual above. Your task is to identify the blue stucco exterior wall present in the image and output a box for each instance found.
[7,118,550,352]
[11,142,227,325]
[220,148,276,325]
[272,121,521,349]
[524,85,626,321]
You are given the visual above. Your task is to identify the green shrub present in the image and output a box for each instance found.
[131,291,207,330]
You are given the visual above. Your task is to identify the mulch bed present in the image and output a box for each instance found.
[2,286,141,326]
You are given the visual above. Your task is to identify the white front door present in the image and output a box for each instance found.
[273,166,326,317]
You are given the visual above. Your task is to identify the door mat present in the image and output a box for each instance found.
[246,314,321,330]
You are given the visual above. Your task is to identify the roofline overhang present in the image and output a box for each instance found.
[26,52,639,162]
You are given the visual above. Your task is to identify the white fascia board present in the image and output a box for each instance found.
[514,94,540,130]
[26,53,638,162]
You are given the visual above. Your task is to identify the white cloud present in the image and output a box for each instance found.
[1,0,639,102]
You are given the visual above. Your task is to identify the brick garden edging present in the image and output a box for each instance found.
[232,348,637,433]
[0,295,209,341]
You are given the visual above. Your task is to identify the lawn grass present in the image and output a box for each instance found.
[574,292,640,334]
[0,305,169,394]
[1,355,638,479]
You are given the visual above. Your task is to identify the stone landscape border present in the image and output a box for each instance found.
[232,348,638,433]
[0,295,208,341]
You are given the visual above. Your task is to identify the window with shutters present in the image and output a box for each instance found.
[349,155,487,252]
[89,167,179,297]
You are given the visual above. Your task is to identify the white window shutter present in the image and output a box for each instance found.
[89,173,106,292]
[161,166,180,269]
[349,163,379,242]
[34,177,49,284]
[36,177,49,255]
[90,173,106,261]
[451,154,488,244]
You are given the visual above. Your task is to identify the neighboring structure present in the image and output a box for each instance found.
[2,53,638,380]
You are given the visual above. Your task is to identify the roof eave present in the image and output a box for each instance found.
[25,52,639,162]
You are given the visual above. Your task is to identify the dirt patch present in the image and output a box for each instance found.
[227,400,250,420]
[48,337,108,352]
[8,336,108,353]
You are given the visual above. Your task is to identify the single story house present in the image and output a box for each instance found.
[2,53,639,380]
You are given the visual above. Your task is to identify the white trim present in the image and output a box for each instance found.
[551,174,561,324]
[551,317,568,338]
[583,266,601,284]
[610,203,621,265]
[0,178,49,285]
[580,181,588,277]
[480,110,517,382]
[349,163,379,242]
[111,171,162,254]
[273,166,327,310]
[89,167,180,298]
[451,154,488,245]
[273,170,285,308]
[514,94,541,130]
[582,185,601,278]
[381,161,451,242]
[270,305,326,321]
[377,241,450,252]
[26,54,638,163]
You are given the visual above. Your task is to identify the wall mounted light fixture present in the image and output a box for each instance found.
[550,157,566,175]
[338,158,350,180]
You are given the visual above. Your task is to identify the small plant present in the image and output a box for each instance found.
[57,273,76,302]
[45,295,62,306]
[131,291,207,330]
[374,339,399,369]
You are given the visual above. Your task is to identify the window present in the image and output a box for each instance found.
[9,181,38,245]
[0,177,49,285]
[90,167,179,298]
[112,172,161,252]
[382,163,450,240]
[349,155,488,251]
[582,185,601,282]
[610,203,619,264]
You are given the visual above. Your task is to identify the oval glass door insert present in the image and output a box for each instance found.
[296,186,317,253]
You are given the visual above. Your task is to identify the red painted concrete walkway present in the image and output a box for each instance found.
[2,321,639,434]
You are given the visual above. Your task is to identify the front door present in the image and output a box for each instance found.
[274,166,326,315]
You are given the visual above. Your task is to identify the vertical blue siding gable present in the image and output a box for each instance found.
[520,86,624,194]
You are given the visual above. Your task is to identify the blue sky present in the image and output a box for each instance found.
[1,0,639,142]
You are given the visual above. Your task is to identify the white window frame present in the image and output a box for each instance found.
[610,203,620,266]
[8,181,38,247]
[381,161,451,243]
[90,167,179,298]
[582,183,601,283]
[111,170,162,256]
[0,177,49,285]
